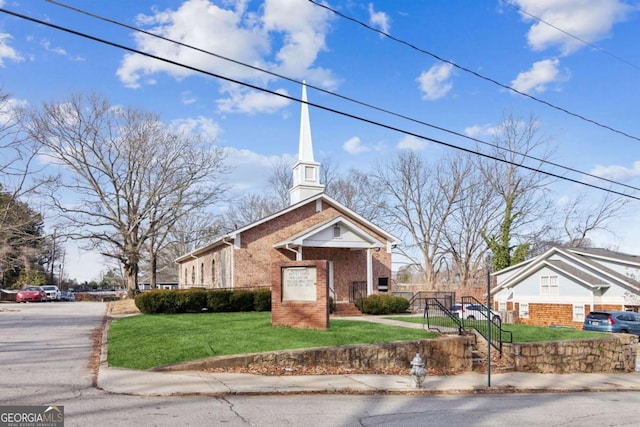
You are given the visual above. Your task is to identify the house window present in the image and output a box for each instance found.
[200,263,204,285]
[333,224,341,238]
[519,303,529,318]
[191,266,195,285]
[499,302,506,311]
[540,275,559,295]
[573,304,585,322]
[184,268,187,284]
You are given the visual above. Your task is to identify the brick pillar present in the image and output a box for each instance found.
[271,260,329,330]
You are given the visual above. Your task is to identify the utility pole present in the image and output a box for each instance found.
[486,252,492,388]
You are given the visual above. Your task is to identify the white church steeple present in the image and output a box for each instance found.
[289,82,324,205]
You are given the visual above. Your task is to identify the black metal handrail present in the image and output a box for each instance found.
[459,296,513,354]
[349,281,367,303]
[406,291,455,313]
[423,297,464,335]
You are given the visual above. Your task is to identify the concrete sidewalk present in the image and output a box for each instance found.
[97,365,640,396]
[97,314,640,397]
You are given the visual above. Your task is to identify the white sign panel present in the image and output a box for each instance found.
[282,267,317,302]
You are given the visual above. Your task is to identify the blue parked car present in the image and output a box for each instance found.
[583,311,640,336]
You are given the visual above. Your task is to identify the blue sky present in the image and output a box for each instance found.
[1,0,639,282]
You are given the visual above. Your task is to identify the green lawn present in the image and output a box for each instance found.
[108,312,437,370]
[385,315,605,342]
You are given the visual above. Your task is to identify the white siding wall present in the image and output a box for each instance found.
[510,266,593,305]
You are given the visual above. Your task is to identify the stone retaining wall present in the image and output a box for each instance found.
[155,335,474,374]
[153,334,637,375]
[501,334,638,373]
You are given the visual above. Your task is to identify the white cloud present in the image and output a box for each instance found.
[342,136,370,154]
[117,0,337,110]
[41,39,67,56]
[169,116,220,140]
[216,86,290,114]
[224,147,294,192]
[514,0,633,55]
[511,58,567,94]
[181,90,197,105]
[0,33,24,67]
[416,63,453,100]
[368,3,390,34]
[590,161,640,182]
[397,135,427,151]
[464,123,500,138]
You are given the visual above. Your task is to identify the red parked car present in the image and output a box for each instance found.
[16,286,47,303]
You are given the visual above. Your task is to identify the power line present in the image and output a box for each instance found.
[500,0,640,71]
[42,0,640,194]
[2,6,640,202]
[307,0,640,144]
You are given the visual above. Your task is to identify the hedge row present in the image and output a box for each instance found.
[134,288,271,314]
[355,293,410,315]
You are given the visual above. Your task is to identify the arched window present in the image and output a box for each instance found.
[211,259,216,287]
[200,263,204,285]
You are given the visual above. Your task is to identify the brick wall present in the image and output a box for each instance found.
[177,199,393,299]
[271,260,330,330]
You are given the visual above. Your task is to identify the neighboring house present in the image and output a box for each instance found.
[139,266,179,291]
[491,247,640,329]
[175,84,399,304]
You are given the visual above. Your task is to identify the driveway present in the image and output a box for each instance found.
[0,301,106,405]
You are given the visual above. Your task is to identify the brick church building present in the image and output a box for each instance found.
[175,84,399,304]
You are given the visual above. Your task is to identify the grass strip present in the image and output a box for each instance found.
[385,315,606,342]
[108,312,437,370]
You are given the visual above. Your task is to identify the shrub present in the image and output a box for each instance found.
[359,294,410,315]
[206,290,233,312]
[135,289,173,314]
[253,288,272,312]
[135,288,273,314]
[176,288,207,312]
[230,290,255,312]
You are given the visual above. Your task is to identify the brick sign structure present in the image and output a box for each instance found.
[271,260,329,330]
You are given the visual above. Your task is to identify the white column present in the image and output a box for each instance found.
[367,248,373,295]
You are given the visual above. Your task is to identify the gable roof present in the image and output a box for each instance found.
[175,193,400,263]
[273,215,384,249]
[491,246,640,295]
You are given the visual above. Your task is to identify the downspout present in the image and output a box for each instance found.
[222,238,235,289]
[283,244,302,261]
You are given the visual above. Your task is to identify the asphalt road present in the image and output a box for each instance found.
[2,301,640,426]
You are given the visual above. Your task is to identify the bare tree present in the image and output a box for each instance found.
[478,113,555,271]
[25,93,228,296]
[374,151,470,289]
[441,154,501,287]
[0,87,54,287]
[561,191,629,248]
[329,168,386,223]
[268,157,294,208]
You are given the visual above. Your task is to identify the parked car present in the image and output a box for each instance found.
[583,311,640,336]
[15,286,46,303]
[451,303,501,322]
[41,285,61,301]
[60,290,75,302]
